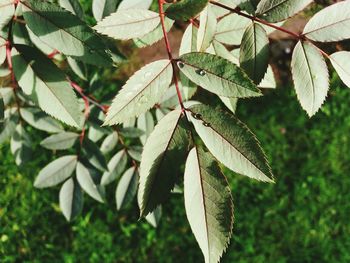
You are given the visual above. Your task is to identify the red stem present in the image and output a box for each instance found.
[158,0,185,111]
[210,1,302,39]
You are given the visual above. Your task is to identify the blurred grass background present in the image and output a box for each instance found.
[2,0,350,262]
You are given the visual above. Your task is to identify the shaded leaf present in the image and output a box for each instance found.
[137,111,154,145]
[119,127,145,138]
[76,162,104,203]
[256,0,312,23]
[138,110,190,216]
[116,167,138,210]
[101,150,128,185]
[100,132,118,154]
[165,0,209,21]
[92,0,118,21]
[82,139,108,172]
[197,5,217,52]
[12,45,82,127]
[20,108,63,133]
[59,0,83,18]
[10,124,32,166]
[59,178,83,221]
[240,22,269,84]
[22,0,112,66]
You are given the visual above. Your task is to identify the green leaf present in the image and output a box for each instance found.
[58,0,84,18]
[20,108,63,133]
[76,162,104,203]
[240,22,269,84]
[10,124,32,166]
[178,52,261,98]
[95,9,160,40]
[137,111,154,145]
[100,132,119,154]
[34,155,78,188]
[138,110,190,217]
[119,127,145,138]
[92,0,118,21]
[104,59,173,126]
[0,0,14,30]
[82,139,108,172]
[117,0,152,11]
[256,0,312,23]
[134,17,174,48]
[197,5,217,52]
[206,40,239,65]
[220,97,238,113]
[259,65,276,89]
[101,150,128,185]
[116,166,138,210]
[330,51,350,88]
[59,178,83,221]
[12,45,83,127]
[189,104,273,182]
[184,146,233,263]
[40,132,79,150]
[214,14,250,46]
[127,146,143,162]
[291,41,329,117]
[303,1,350,42]
[165,0,209,21]
[22,0,112,66]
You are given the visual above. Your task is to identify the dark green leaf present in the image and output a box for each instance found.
[165,0,209,21]
[82,139,108,172]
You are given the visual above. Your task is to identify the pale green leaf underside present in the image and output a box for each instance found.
[189,104,273,182]
[20,108,63,133]
[92,0,118,21]
[184,147,233,263]
[116,167,138,210]
[197,5,217,52]
[179,52,261,98]
[104,59,173,126]
[95,9,160,40]
[330,51,350,88]
[0,0,14,30]
[34,155,78,188]
[40,132,79,150]
[134,17,174,48]
[214,14,250,46]
[12,45,82,127]
[256,0,313,23]
[138,110,187,216]
[117,0,152,11]
[291,41,329,117]
[76,162,104,203]
[303,1,350,42]
[240,22,270,84]
[22,0,112,66]
[101,150,128,185]
[179,24,198,56]
[59,178,83,221]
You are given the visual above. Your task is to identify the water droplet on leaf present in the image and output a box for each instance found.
[196,69,206,76]
[202,122,211,127]
[191,113,202,119]
[177,61,184,68]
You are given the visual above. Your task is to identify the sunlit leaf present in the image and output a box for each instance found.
[116,166,138,210]
[40,132,79,150]
[59,178,83,221]
[330,51,350,88]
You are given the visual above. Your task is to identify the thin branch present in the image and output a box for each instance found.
[158,0,185,111]
[209,1,302,39]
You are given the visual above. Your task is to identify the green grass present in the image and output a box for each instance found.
[1,73,350,262]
